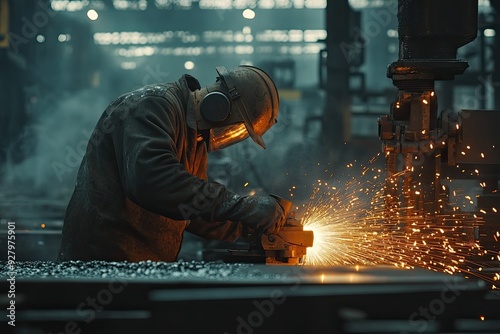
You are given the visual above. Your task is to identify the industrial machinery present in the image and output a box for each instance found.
[378,0,500,258]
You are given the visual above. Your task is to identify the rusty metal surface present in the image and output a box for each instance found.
[2,261,499,334]
[0,260,488,286]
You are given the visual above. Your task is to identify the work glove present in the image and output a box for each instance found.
[216,192,289,233]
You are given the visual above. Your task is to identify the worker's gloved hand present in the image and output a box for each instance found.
[216,192,289,233]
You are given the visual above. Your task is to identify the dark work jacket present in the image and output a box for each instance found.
[58,75,246,262]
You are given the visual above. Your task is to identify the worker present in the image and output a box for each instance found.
[58,65,290,262]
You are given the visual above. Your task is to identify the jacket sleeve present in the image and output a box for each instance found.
[114,96,227,222]
[185,217,256,242]
[113,95,286,233]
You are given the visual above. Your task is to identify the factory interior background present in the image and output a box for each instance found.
[1,0,500,333]
[0,0,396,261]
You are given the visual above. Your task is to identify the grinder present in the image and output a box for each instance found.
[258,195,314,264]
[226,196,314,265]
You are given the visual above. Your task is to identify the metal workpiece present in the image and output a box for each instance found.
[0,259,487,284]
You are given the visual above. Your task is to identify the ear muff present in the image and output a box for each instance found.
[200,91,231,123]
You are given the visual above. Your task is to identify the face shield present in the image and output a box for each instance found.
[197,65,279,152]
[208,123,249,152]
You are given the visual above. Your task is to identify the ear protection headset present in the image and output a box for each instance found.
[199,67,229,123]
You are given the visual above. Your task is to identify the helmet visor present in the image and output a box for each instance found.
[209,123,249,152]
